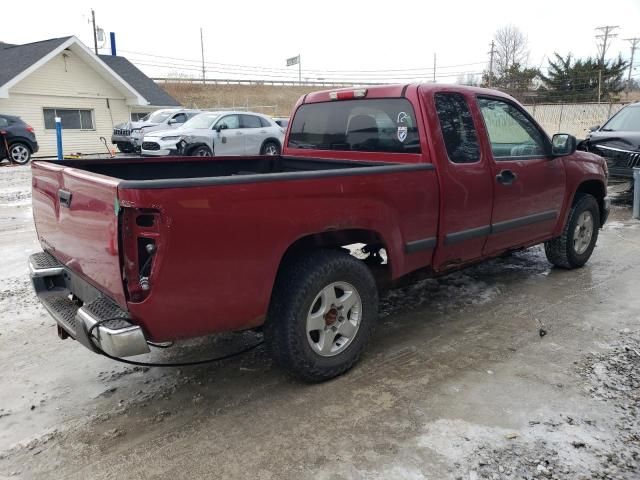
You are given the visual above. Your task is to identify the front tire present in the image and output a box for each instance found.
[191,145,212,157]
[544,193,600,269]
[9,143,31,164]
[266,250,378,382]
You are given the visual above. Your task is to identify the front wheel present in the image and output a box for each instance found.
[265,250,378,382]
[191,145,212,157]
[9,143,31,164]
[544,193,600,269]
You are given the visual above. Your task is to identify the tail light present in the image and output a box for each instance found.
[329,88,367,100]
[26,125,35,133]
[121,208,161,302]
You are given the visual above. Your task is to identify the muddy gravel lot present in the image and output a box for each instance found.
[0,164,639,479]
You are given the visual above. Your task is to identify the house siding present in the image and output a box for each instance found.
[0,51,130,157]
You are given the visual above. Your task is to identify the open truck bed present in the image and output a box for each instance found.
[30,154,437,357]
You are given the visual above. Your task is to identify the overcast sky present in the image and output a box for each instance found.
[3,0,640,83]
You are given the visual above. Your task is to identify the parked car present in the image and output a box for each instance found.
[273,117,289,129]
[141,111,284,156]
[111,108,200,153]
[578,102,640,179]
[29,84,608,382]
[0,114,38,164]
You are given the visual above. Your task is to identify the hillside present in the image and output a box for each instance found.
[160,82,320,117]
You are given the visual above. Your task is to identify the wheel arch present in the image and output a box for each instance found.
[8,139,32,152]
[275,228,393,290]
[573,179,607,226]
[185,142,212,156]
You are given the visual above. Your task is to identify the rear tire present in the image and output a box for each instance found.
[544,193,600,269]
[261,141,280,156]
[9,143,31,164]
[265,250,378,382]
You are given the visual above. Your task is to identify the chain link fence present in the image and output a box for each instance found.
[524,103,626,139]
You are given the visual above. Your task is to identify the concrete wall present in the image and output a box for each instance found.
[524,103,626,139]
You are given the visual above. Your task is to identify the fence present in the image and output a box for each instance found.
[523,102,626,138]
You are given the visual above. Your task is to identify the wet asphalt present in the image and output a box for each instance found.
[0,164,639,479]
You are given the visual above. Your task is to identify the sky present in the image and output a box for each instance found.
[3,0,640,84]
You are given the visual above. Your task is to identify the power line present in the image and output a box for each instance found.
[119,48,487,75]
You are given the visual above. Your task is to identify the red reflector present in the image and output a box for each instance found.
[26,125,34,133]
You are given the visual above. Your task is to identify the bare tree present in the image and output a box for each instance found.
[493,25,529,76]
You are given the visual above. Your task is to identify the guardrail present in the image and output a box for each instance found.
[152,77,384,87]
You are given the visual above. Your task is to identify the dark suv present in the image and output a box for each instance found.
[0,114,38,164]
[578,102,640,178]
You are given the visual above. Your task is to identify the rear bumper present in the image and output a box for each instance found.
[29,252,150,357]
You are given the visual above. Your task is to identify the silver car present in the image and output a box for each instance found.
[111,108,200,153]
[141,111,285,157]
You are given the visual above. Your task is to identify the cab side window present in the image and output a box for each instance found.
[172,113,188,124]
[434,93,480,163]
[216,115,240,129]
[477,97,547,159]
[241,115,262,129]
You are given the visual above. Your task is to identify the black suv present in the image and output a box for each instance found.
[578,102,640,179]
[0,114,39,164]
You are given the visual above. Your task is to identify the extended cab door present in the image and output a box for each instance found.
[213,114,244,155]
[421,88,495,271]
[476,97,566,255]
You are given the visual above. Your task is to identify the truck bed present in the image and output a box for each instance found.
[52,156,429,188]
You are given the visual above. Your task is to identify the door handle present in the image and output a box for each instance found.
[235,131,243,135]
[496,169,517,185]
[58,189,72,208]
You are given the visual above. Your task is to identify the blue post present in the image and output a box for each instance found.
[55,117,63,160]
[110,32,117,56]
[633,167,640,220]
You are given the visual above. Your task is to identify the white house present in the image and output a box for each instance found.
[0,36,180,157]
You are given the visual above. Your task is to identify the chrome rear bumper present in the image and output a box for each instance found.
[29,252,150,357]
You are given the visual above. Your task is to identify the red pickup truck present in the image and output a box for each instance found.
[29,84,609,381]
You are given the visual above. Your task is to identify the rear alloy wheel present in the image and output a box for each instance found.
[9,143,31,164]
[262,141,280,156]
[266,250,378,382]
[191,145,212,157]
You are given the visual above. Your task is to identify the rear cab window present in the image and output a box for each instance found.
[288,98,420,153]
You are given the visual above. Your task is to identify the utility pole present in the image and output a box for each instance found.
[91,9,98,55]
[625,38,639,92]
[433,53,436,83]
[200,28,206,85]
[488,40,495,87]
[595,25,619,103]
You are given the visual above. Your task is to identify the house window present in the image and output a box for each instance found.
[43,108,94,130]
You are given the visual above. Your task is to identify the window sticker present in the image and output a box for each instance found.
[397,112,409,142]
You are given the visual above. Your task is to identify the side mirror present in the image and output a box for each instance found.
[215,123,228,133]
[551,133,577,157]
[168,118,178,125]
[588,125,600,132]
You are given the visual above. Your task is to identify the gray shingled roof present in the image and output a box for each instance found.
[99,54,180,107]
[0,37,180,107]
[0,37,71,89]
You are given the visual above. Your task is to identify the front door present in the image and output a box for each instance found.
[476,97,567,255]
[214,114,245,155]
